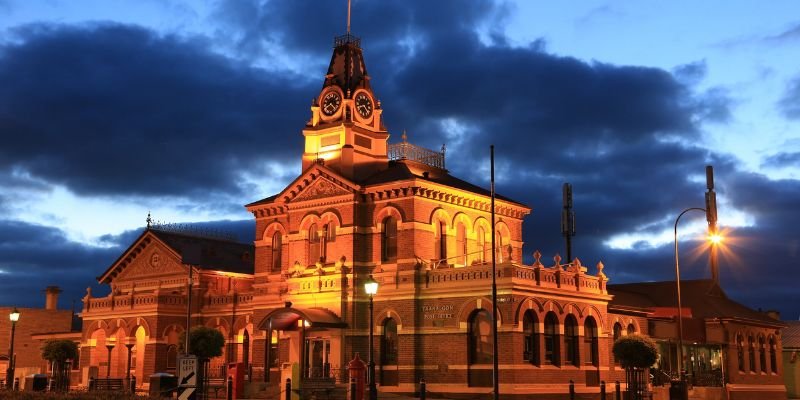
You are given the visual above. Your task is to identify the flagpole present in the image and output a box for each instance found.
[490,145,500,400]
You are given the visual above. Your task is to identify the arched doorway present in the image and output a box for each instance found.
[467,309,493,387]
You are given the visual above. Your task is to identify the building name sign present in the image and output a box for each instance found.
[422,304,454,320]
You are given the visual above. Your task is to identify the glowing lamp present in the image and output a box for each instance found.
[9,307,20,322]
[364,275,379,296]
[709,233,723,245]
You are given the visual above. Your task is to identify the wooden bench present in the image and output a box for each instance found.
[89,377,125,391]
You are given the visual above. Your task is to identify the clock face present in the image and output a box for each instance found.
[355,92,373,119]
[321,91,342,116]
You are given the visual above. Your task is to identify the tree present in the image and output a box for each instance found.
[180,326,225,359]
[41,340,79,391]
[613,334,658,400]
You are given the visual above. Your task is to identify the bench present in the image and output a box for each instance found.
[89,378,125,391]
[296,378,336,400]
[206,377,226,398]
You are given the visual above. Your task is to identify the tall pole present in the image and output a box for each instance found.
[674,208,705,378]
[346,0,352,34]
[6,319,16,389]
[185,265,193,354]
[705,165,719,284]
[368,293,377,400]
[490,145,499,400]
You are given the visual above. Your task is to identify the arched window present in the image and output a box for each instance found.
[166,345,178,371]
[748,335,756,372]
[544,312,560,365]
[564,315,579,366]
[523,311,539,365]
[759,335,767,373]
[308,223,320,264]
[382,318,398,365]
[242,330,250,368]
[271,231,282,272]
[613,323,623,366]
[737,334,745,372]
[584,317,598,366]
[436,221,447,262]
[468,310,493,364]
[627,323,636,335]
[477,226,486,263]
[381,217,397,262]
[456,222,466,265]
[495,232,505,263]
[769,336,777,373]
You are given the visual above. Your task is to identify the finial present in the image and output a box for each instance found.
[402,130,408,142]
[596,261,606,279]
[533,250,542,266]
[146,212,152,229]
[441,143,446,154]
[347,0,352,34]
[553,253,562,269]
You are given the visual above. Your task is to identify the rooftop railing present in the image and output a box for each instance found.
[388,136,446,169]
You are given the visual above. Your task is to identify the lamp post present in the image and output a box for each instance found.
[6,307,20,389]
[674,207,720,394]
[105,337,116,378]
[364,275,379,400]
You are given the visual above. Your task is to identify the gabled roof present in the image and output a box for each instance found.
[245,163,359,208]
[608,279,784,327]
[98,228,254,283]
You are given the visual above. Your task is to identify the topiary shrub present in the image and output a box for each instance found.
[41,339,79,391]
[179,326,225,360]
[612,333,658,369]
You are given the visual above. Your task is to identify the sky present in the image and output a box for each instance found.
[0,0,798,319]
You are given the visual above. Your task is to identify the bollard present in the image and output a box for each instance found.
[351,378,357,400]
[285,378,291,400]
[13,377,20,391]
[615,380,621,400]
[569,379,575,400]
[227,375,233,400]
[600,380,606,400]
[419,379,426,400]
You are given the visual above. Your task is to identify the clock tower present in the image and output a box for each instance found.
[302,33,388,180]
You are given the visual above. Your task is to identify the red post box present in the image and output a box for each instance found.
[227,362,245,399]
[347,354,367,400]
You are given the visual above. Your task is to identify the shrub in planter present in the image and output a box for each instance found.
[612,333,658,369]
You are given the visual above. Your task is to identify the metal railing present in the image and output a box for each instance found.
[388,141,445,169]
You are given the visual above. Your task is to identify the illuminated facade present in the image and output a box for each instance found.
[76,31,787,399]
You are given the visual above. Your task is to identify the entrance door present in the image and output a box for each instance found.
[304,338,331,378]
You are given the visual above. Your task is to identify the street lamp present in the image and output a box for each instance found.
[674,207,722,393]
[105,337,116,378]
[364,275,379,400]
[6,307,20,389]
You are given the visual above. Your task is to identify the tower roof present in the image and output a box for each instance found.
[322,33,371,97]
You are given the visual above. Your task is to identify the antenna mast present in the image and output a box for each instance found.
[561,183,576,263]
[347,0,352,34]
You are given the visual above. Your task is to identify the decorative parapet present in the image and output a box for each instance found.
[388,134,446,169]
[84,293,187,313]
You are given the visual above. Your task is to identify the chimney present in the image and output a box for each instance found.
[45,286,62,310]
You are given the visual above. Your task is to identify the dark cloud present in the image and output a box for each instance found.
[761,151,800,168]
[673,60,707,86]
[779,76,800,119]
[0,23,310,198]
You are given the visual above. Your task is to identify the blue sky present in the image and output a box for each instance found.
[0,0,798,318]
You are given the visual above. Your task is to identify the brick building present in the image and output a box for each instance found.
[76,31,787,399]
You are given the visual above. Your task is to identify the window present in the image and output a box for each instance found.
[584,317,598,366]
[456,223,466,265]
[381,217,397,262]
[627,323,636,335]
[759,335,767,373]
[769,336,777,373]
[748,336,756,372]
[613,323,622,366]
[382,318,398,365]
[468,310,493,364]
[271,231,282,272]
[523,311,539,365]
[320,223,332,262]
[737,334,745,372]
[564,315,579,366]
[242,330,250,368]
[436,221,447,262]
[544,312,559,365]
[495,232,505,263]
[477,227,486,263]
[308,223,320,264]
